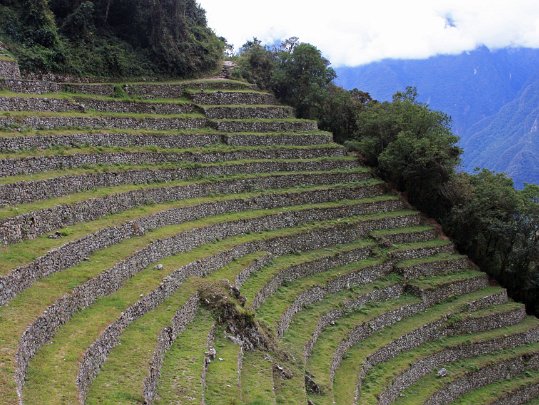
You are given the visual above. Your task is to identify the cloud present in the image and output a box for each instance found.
[198,0,539,66]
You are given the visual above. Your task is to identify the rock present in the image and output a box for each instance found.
[437,368,448,377]
[154,264,164,270]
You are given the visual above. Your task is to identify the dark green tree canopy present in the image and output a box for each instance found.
[0,0,224,77]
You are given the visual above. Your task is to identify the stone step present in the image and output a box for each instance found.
[370,225,438,244]
[202,105,294,120]
[0,95,196,114]
[0,159,365,206]
[422,345,539,405]
[329,287,508,404]
[0,145,346,177]
[3,212,409,403]
[0,112,207,131]
[0,130,335,152]
[223,131,333,146]
[406,271,490,305]
[188,89,277,105]
[209,118,319,133]
[396,253,470,278]
[368,317,539,405]
[0,130,225,151]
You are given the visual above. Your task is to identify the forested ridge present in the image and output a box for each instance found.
[0,0,224,77]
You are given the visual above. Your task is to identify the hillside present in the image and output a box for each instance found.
[335,47,539,187]
[0,0,223,78]
[0,55,538,404]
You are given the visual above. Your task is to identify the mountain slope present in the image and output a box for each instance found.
[335,47,539,186]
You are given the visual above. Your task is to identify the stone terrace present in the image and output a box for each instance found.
[0,67,537,405]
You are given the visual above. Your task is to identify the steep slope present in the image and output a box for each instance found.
[0,63,538,405]
[335,47,539,187]
[462,77,539,187]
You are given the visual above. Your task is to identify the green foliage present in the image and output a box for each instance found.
[235,38,365,140]
[0,0,224,77]
[445,171,539,312]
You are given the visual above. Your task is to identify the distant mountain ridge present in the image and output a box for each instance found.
[335,47,539,187]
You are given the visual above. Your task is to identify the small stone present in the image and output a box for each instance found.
[154,264,164,270]
[218,357,224,361]
[437,368,448,377]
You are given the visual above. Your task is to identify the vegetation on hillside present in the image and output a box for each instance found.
[234,38,539,314]
[0,0,224,77]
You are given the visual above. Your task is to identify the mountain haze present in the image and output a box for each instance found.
[335,47,539,187]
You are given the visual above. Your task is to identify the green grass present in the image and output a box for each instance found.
[240,351,276,404]
[361,315,539,404]
[0,179,367,273]
[1,200,387,402]
[306,296,421,400]
[370,225,433,237]
[395,341,539,405]
[154,309,215,405]
[254,253,382,333]
[395,252,466,269]
[0,110,204,120]
[0,156,358,185]
[452,368,539,404]
[409,269,485,290]
[0,142,341,160]
[330,287,507,405]
[0,90,192,105]
[14,204,412,404]
[205,328,242,405]
[240,239,377,307]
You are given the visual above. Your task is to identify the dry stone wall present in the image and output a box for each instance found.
[0,60,21,79]
[0,146,345,177]
[425,353,539,405]
[0,183,386,303]
[0,159,362,206]
[1,171,376,245]
[189,91,276,105]
[15,206,420,396]
[0,115,207,131]
[378,326,539,405]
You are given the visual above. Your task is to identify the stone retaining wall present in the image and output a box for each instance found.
[224,133,333,147]
[489,381,539,405]
[235,253,274,288]
[330,302,428,383]
[292,283,402,353]
[378,326,539,405]
[124,81,254,99]
[0,146,345,177]
[389,244,454,261]
[15,206,420,396]
[425,352,539,405]
[451,306,526,335]
[398,256,470,278]
[0,96,196,114]
[141,295,199,404]
[0,132,334,152]
[377,229,438,245]
[0,60,21,79]
[0,115,207,131]
[406,274,489,305]
[354,295,524,404]
[210,120,318,133]
[0,132,225,152]
[0,79,61,94]
[251,246,375,310]
[203,106,293,120]
[0,159,363,206]
[1,171,374,245]
[0,182,386,303]
[78,213,419,403]
[189,91,276,105]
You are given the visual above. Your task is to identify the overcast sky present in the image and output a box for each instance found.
[198,0,539,67]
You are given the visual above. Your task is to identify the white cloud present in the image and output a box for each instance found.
[198,0,539,66]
